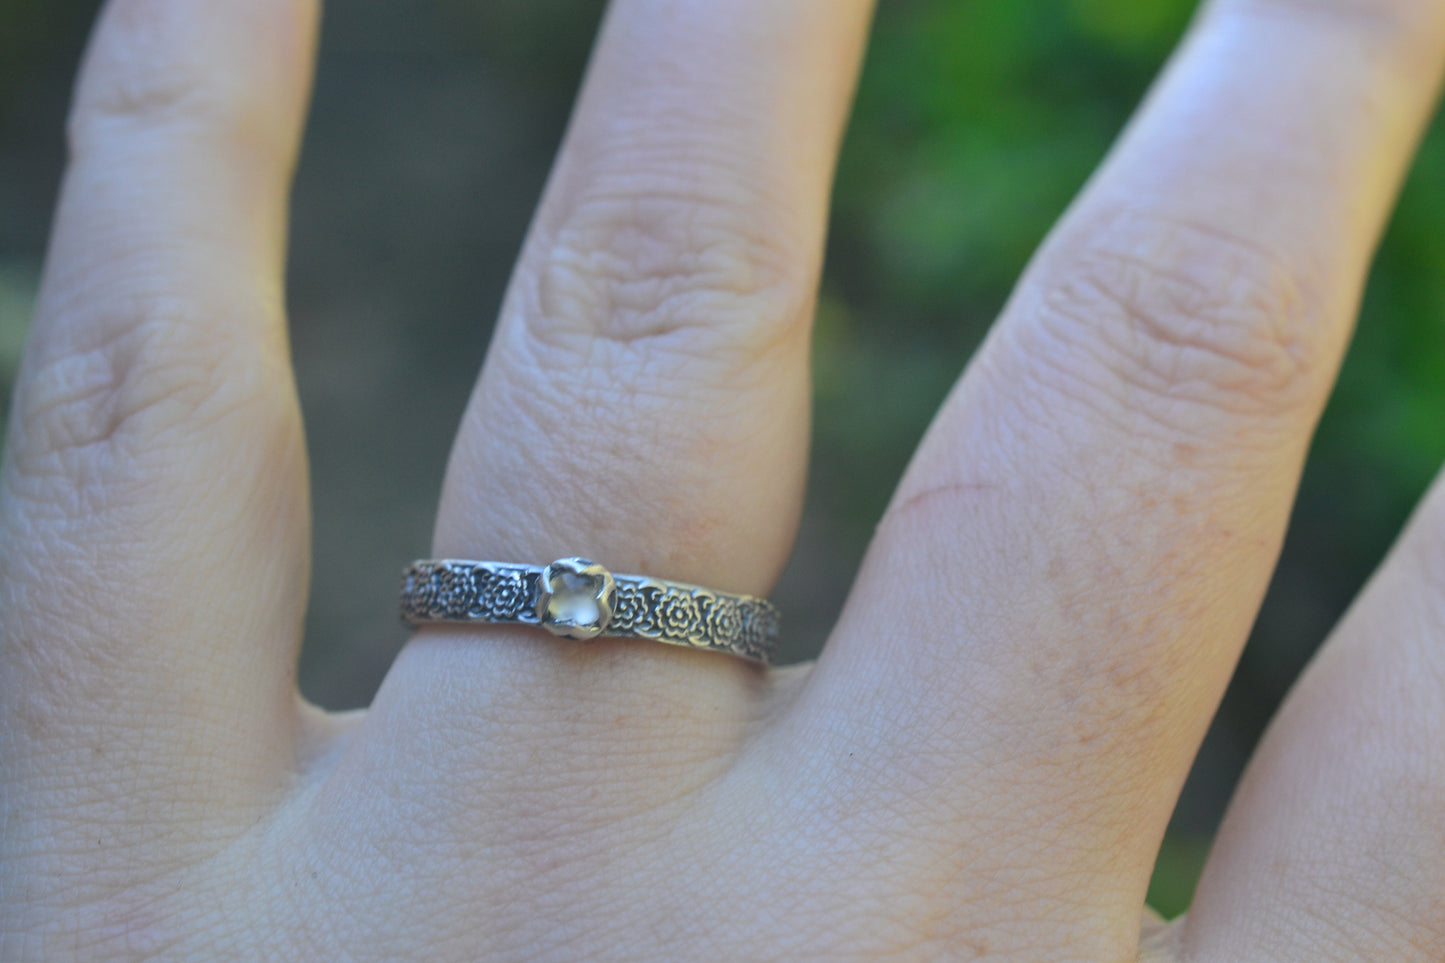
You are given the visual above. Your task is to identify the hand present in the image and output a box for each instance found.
[4,1,1444,959]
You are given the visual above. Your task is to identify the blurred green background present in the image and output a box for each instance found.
[3,0,1444,920]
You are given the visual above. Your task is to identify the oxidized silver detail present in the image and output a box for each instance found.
[401,558,781,664]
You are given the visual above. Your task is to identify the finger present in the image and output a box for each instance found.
[434,0,871,587]
[341,0,872,811]
[792,0,1445,946]
[1182,471,1445,960]
[0,0,318,848]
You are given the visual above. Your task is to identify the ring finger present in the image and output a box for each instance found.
[338,0,874,805]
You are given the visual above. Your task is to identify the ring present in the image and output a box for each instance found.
[400,557,781,664]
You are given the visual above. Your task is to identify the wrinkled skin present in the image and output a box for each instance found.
[3,1,1445,960]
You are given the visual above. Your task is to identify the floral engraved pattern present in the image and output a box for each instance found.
[738,603,781,661]
[480,569,528,620]
[654,591,700,641]
[436,564,477,618]
[401,563,439,621]
[611,582,647,635]
[706,596,743,646]
[400,561,780,662]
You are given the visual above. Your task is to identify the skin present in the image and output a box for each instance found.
[1,0,1444,959]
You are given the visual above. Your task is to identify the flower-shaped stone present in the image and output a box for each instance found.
[536,558,617,640]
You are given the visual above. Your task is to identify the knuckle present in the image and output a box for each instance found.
[1023,209,1323,429]
[519,175,815,361]
[11,299,277,492]
[66,0,309,156]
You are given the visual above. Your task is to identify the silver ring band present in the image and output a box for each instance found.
[400,557,780,664]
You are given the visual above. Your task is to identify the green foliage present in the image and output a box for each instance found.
[819,0,1445,540]
[0,262,37,446]
[1147,833,1209,920]
[814,0,1204,528]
